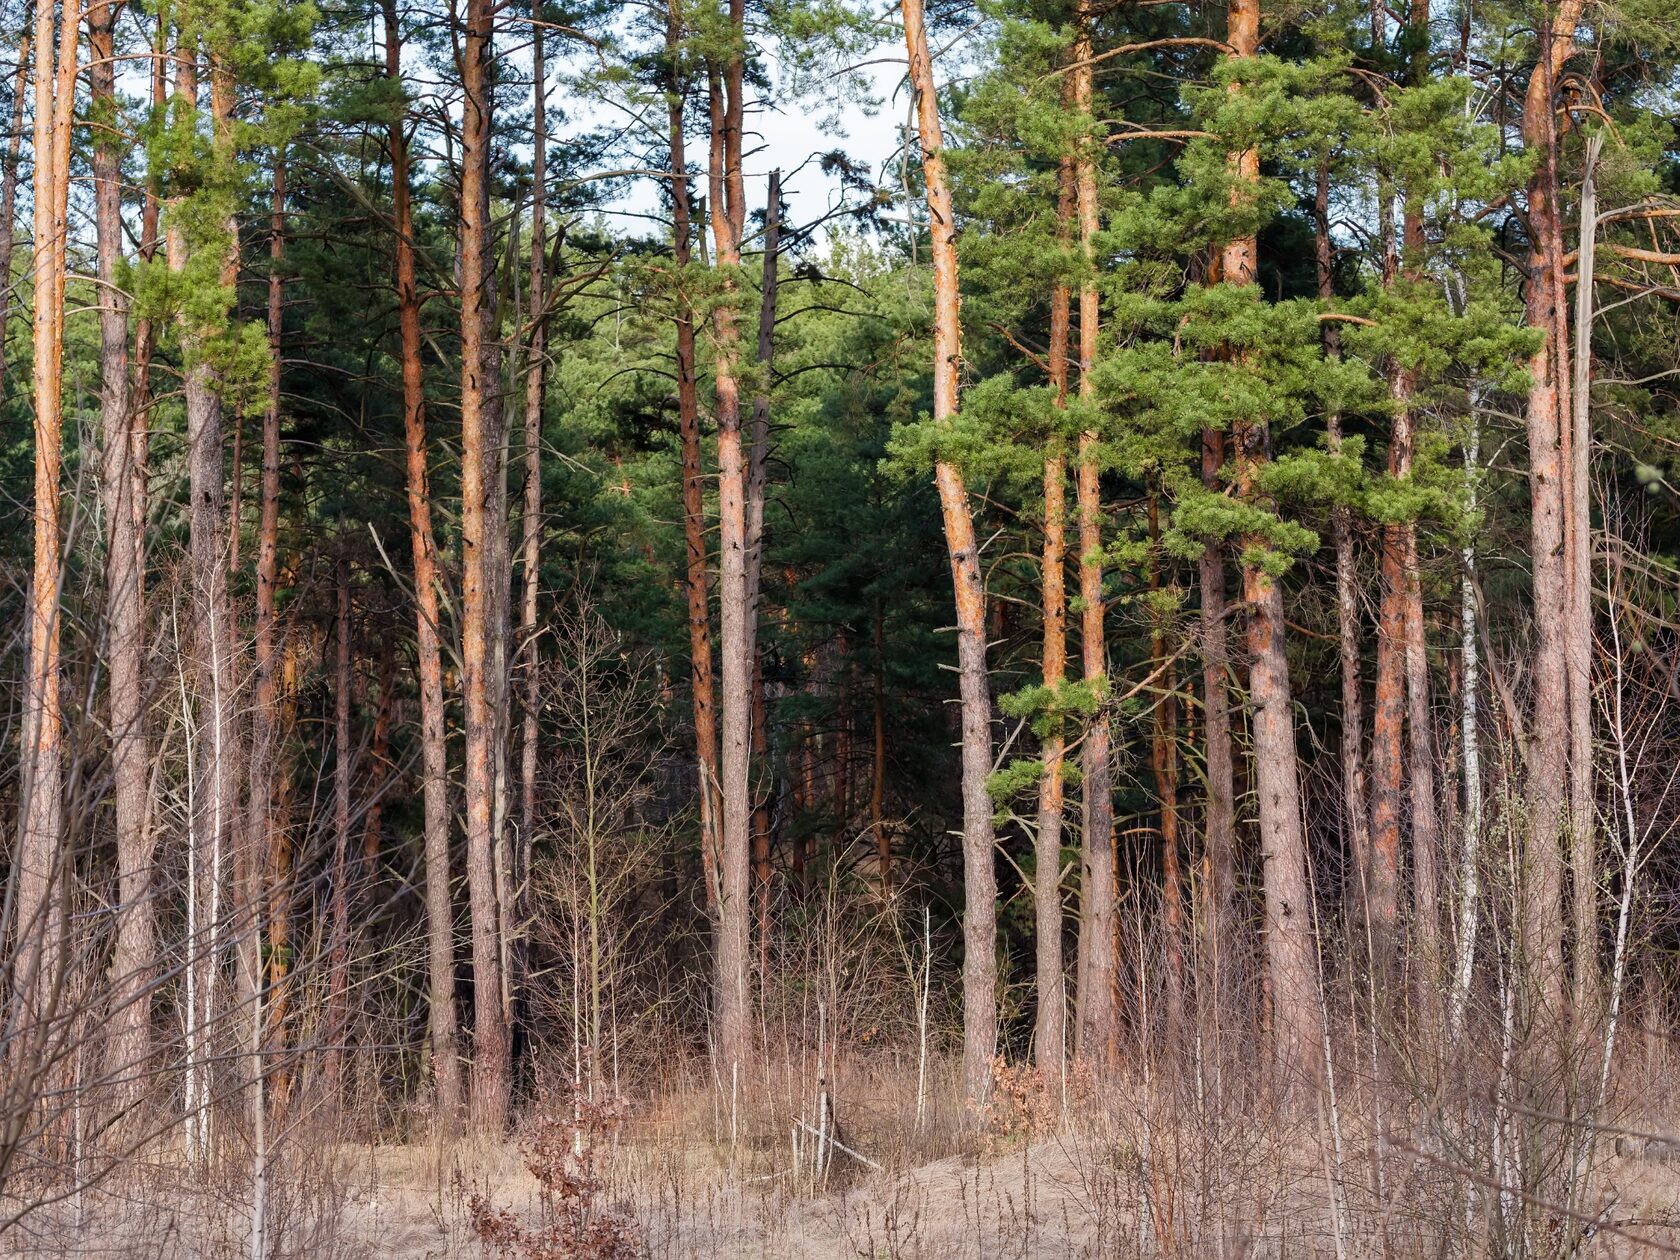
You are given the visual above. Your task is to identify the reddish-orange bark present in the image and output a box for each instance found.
[1521,0,1584,1005]
[1036,153,1073,1081]
[709,0,755,1078]
[18,0,78,1041]
[903,0,998,1107]
[1223,0,1320,1078]
[383,0,462,1125]
[457,0,509,1130]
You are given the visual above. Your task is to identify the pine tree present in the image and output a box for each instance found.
[382,0,462,1127]
[457,0,511,1130]
[901,0,998,1107]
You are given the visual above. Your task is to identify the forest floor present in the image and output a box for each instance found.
[9,1072,1680,1256]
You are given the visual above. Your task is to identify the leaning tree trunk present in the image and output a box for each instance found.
[903,0,998,1108]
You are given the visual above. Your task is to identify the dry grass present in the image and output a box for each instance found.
[7,1038,1680,1259]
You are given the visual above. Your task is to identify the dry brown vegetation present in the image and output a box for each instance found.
[7,1022,1680,1258]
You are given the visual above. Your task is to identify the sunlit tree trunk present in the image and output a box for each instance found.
[1405,541,1441,970]
[1448,413,1483,1041]
[1400,0,1442,1001]
[244,154,288,1124]
[383,0,462,1127]
[903,0,997,1106]
[708,0,753,1080]
[1223,0,1319,1078]
[1069,0,1115,1067]
[665,0,721,910]
[511,22,549,1042]
[1567,138,1601,1008]
[166,32,247,1158]
[457,0,510,1130]
[746,169,778,663]
[92,0,153,1120]
[1520,0,1582,1008]
[747,170,780,985]
[16,0,78,1063]
[1035,154,1072,1082]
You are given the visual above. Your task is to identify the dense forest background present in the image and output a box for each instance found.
[5,0,1680,1253]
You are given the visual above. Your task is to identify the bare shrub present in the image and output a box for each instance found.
[469,1090,644,1260]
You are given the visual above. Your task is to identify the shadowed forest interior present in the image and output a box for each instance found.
[5,0,1680,1254]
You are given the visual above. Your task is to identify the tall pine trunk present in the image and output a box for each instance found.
[1567,137,1601,1007]
[1224,0,1319,1078]
[1035,154,1072,1082]
[457,0,510,1130]
[512,22,549,1043]
[167,37,247,1159]
[1313,155,1371,941]
[93,0,152,1118]
[747,171,780,982]
[1400,0,1442,995]
[1070,3,1115,1065]
[903,0,997,1106]
[1369,425,1409,956]
[246,155,288,1117]
[1519,0,1582,1007]
[708,0,753,1079]
[384,0,462,1126]
[16,0,77,1061]
[665,0,721,909]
